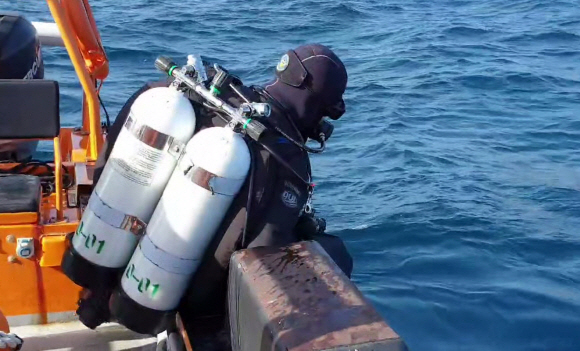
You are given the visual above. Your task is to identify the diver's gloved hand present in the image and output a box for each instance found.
[156,330,185,351]
[0,331,23,350]
[294,212,327,240]
[156,330,168,351]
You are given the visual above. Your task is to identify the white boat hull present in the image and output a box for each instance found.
[12,321,156,351]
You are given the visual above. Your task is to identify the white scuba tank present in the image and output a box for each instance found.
[62,86,197,289]
[110,126,250,335]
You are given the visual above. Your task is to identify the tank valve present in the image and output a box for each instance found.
[239,103,272,118]
[250,103,271,117]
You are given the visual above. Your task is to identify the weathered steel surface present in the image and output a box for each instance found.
[229,240,408,351]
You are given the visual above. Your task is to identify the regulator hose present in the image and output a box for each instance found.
[201,105,313,188]
[0,159,74,196]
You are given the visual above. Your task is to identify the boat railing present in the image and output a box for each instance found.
[0,1,112,328]
[32,21,64,47]
[45,0,108,164]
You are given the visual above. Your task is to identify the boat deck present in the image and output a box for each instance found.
[12,321,157,351]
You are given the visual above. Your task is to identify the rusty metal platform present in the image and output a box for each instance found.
[228,240,408,351]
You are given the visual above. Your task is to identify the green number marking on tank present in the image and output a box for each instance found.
[74,222,84,236]
[125,264,160,298]
[75,221,106,254]
[96,239,105,254]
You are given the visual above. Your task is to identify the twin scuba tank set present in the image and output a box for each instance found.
[60,54,332,335]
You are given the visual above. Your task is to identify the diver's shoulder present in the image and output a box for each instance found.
[128,79,172,98]
[144,78,172,89]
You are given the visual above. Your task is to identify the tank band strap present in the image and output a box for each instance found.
[178,156,246,196]
[87,191,147,236]
[139,235,198,275]
[124,114,185,159]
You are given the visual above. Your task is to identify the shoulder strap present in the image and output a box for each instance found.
[251,85,306,144]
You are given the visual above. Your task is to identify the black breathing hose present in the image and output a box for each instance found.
[203,106,312,187]
[0,160,74,196]
[259,142,312,186]
[250,86,327,154]
[271,124,326,154]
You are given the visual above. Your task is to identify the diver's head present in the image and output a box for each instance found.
[264,44,347,139]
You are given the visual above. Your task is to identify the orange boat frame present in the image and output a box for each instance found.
[0,0,109,326]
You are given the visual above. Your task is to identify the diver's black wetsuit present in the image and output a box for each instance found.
[94,71,353,332]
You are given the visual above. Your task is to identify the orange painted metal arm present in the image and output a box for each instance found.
[45,0,108,162]
[62,0,109,80]
[53,136,63,220]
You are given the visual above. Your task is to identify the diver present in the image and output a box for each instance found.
[0,13,44,162]
[83,43,353,345]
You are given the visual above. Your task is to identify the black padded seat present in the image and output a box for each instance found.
[0,79,60,139]
[0,174,41,213]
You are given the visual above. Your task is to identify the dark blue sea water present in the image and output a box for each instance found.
[7,1,580,350]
